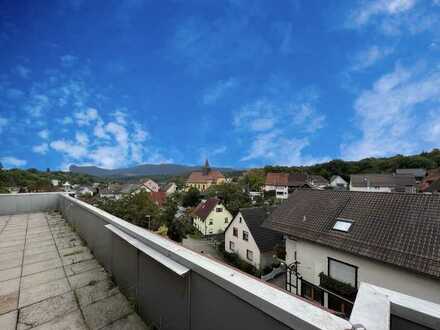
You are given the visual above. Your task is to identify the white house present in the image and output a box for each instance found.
[263,189,440,312]
[350,174,416,193]
[224,207,282,270]
[141,179,160,193]
[329,175,347,190]
[51,179,60,187]
[192,198,233,236]
[63,181,71,192]
[162,182,177,195]
[264,172,309,199]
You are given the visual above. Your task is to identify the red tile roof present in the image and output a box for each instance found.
[148,192,167,207]
[265,172,308,187]
[187,170,224,183]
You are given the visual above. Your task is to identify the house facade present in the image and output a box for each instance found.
[264,172,309,199]
[192,198,233,235]
[142,179,160,192]
[329,175,347,190]
[224,207,282,270]
[162,182,177,195]
[349,174,416,193]
[263,189,440,307]
[307,175,329,189]
[186,160,225,192]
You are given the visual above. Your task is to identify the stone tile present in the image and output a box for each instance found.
[62,251,94,266]
[0,310,17,330]
[68,268,108,289]
[31,310,87,330]
[18,278,70,308]
[0,240,24,249]
[17,291,78,330]
[23,250,59,265]
[21,267,65,290]
[0,266,21,282]
[101,313,149,330]
[75,279,119,307]
[59,245,89,257]
[82,293,132,330]
[26,235,54,244]
[0,250,23,262]
[0,254,22,271]
[25,239,54,249]
[64,259,102,277]
[0,278,19,315]
[0,245,24,254]
[22,258,62,276]
[24,244,57,257]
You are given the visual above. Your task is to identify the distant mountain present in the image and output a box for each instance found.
[69,164,239,178]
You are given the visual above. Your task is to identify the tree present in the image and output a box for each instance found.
[167,219,187,242]
[206,183,251,215]
[181,187,201,207]
[160,195,178,226]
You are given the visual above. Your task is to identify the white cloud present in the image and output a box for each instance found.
[38,129,49,140]
[75,131,89,145]
[60,54,78,67]
[60,116,73,125]
[0,156,27,168]
[203,78,238,105]
[341,64,440,160]
[351,46,394,71]
[32,143,49,155]
[74,108,99,126]
[14,65,30,78]
[25,94,50,117]
[350,0,416,27]
[50,139,88,159]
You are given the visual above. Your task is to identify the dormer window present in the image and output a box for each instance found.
[332,218,353,232]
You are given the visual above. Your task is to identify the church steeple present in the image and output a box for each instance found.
[203,159,211,175]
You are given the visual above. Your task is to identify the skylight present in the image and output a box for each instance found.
[333,219,353,232]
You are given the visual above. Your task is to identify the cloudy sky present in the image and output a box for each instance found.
[0,0,439,170]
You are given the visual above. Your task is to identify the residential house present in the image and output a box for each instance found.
[263,189,440,308]
[249,191,263,204]
[224,207,282,270]
[99,184,123,200]
[76,186,94,196]
[148,191,167,207]
[186,160,225,192]
[264,172,309,199]
[424,178,440,194]
[192,198,232,236]
[420,168,440,192]
[395,168,426,182]
[349,174,416,193]
[162,182,177,195]
[307,175,329,189]
[329,175,348,190]
[62,181,72,192]
[141,178,160,193]
[120,183,142,195]
[51,179,60,187]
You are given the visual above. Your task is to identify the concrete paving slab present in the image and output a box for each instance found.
[64,259,102,277]
[25,239,55,249]
[21,267,65,290]
[0,256,22,271]
[0,277,20,296]
[62,251,94,266]
[22,257,62,276]
[18,278,71,308]
[68,268,108,290]
[24,245,57,257]
[101,313,149,330]
[0,245,24,254]
[0,292,18,315]
[0,250,23,262]
[0,266,21,283]
[0,240,24,249]
[23,250,59,265]
[82,293,133,330]
[17,291,78,330]
[30,310,88,330]
[75,279,119,307]
[0,310,17,330]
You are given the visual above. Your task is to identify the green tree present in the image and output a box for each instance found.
[206,183,251,215]
[160,195,178,226]
[181,187,201,207]
[167,219,187,242]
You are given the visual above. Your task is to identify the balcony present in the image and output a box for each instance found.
[0,192,439,330]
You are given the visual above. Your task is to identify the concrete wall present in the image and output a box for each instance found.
[0,192,60,215]
[286,238,440,304]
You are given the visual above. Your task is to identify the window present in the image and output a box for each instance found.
[229,241,235,251]
[209,220,213,225]
[224,218,228,223]
[328,258,358,288]
[233,227,238,237]
[239,217,242,223]
[216,207,222,212]
[246,249,253,261]
[243,231,249,241]
[332,218,353,232]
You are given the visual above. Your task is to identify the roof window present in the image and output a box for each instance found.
[332,218,353,232]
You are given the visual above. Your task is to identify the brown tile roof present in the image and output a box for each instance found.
[309,175,329,186]
[265,172,309,187]
[192,198,220,221]
[148,192,167,207]
[263,189,440,279]
[350,174,416,189]
[187,170,224,183]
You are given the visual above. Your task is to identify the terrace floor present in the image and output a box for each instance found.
[0,211,149,330]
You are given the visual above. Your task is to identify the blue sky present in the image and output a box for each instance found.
[0,0,439,170]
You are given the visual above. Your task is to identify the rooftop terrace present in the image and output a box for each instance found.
[0,192,439,330]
